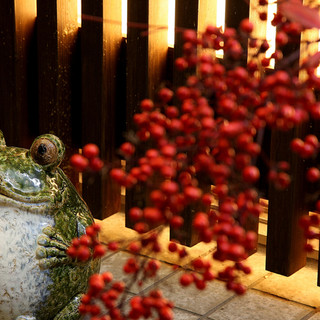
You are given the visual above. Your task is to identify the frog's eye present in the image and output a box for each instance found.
[30,138,58,166]
[30,134,65,170]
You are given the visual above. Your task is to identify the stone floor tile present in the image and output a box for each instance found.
[151,270,234,315]
[206,289,312,320]
[200,245,269,287]
[253,259,320,307]
[100,251,177,294]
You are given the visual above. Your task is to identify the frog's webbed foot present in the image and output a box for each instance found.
[36,226,72,270]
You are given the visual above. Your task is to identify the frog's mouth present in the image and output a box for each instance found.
[0,192,51,214]
[0,187,52,203]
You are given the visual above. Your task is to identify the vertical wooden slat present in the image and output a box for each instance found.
[81,0,122,219]
[172,0,199,88]
[0,0,37,147]
[225,0,249,29]
[125,0,169,227]
[169,0,200,246]
[37,0,80,187]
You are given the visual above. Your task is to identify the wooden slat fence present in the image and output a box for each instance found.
[0,0,319,282]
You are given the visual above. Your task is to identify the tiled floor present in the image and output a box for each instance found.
[98,213,320,319]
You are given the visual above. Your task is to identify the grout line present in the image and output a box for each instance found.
[136,267,182,295]
[197,294,237,319]
[247,272,273,289]
[196,272,274,320]
[299,310,317,320]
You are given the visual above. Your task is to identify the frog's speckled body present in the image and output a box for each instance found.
[0,131,100,320]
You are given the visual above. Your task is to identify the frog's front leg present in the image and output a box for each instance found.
[53,294,82,320]
[36,226,72,269]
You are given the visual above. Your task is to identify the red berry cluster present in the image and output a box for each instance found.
[180,257,215,290]
[70,143,104,172]
[70,2,320,316]
[67,223,106,261]
[80,273,173,320]
[107,6,320,294]
[291,135,319,159]
[268,161,291,190]
[128,290,174,320]
[218,263,250,295]
[79,272,127,320]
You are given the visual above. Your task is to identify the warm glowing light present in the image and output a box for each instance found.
[216,0,226,58]
[168,0,176,47]
[122,0,127,38]
[77,0,81,27]
[266,1,277,68]
[317,30,320,76]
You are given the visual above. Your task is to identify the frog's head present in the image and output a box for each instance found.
[0,131,65,204]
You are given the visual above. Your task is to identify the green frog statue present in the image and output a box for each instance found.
[0,131,100,320]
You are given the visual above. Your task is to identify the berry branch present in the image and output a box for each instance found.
[69,1,320,318]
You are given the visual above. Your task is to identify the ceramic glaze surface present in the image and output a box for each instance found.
[0,131,100,320]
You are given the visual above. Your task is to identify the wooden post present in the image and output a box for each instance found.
[266,127,308,276]
[0,0,37,147]
[125,0,169,227]
[265,13,308,275]
[81,0,123,219]
[37,0,80,187]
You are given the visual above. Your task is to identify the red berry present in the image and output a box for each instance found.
[259,12,267,21]
[66,246,77,259]
[240,18,254,33]
[290,138,304,153]
[175,57,188,71]
[143,207,163,224]
[140,99,154,111]
[234,283,246,295]
[129,207,143,221]
[180,273,194,286]
[184,186,202,201]
[70,154,89,172]
[161,181,179,194]
[79,235,92,246]
[89,274,105,292]
[168,242,178,252]
[305,135,319,148]
[110,168,126,183]
[183,29,197,43]
[89,157,104,171]
[306,167,320,183]
[202,193,213,206]
[108,241,119,251]
[242,166,260,183]
[83,143,100,159]
[77,246,91,261]
[170,216,184,229]
[120,142,135,156]
[93,244,106,258]
[276,31,288,46]
[158,88,174,103]
[193,212,209,231]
